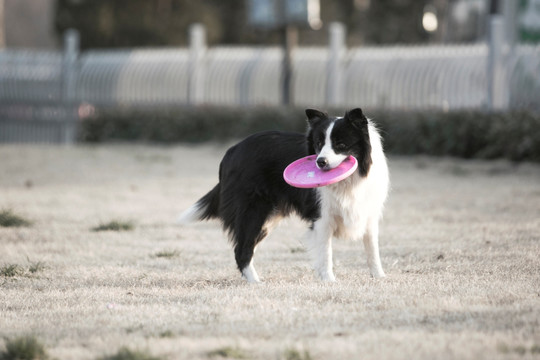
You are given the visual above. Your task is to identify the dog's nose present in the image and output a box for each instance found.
[316,157,329,169]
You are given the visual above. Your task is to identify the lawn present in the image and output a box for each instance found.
[0,144,539,359]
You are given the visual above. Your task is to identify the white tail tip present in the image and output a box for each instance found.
[176,204,203,225]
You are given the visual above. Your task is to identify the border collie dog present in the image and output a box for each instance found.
[178,108,389,282]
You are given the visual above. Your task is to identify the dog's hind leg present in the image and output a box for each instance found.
[363,218,386,278]
[241,258,261,283]
[232,205,273,283]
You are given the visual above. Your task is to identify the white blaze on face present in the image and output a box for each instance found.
[317,121,347,170]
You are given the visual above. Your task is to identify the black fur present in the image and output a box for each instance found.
[190,109,373,274]
[195,131,320,272]
[332,108,372,177]
[306,108,372,177]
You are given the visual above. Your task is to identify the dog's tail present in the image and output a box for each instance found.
[177,183,221,224]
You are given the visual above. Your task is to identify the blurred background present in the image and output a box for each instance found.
[0,0,539,158]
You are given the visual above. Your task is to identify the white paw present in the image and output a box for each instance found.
[242,265,261,283]
[317,271,336,282]
[370,270,386,279]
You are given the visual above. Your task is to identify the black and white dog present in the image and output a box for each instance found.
[178,108,389,282]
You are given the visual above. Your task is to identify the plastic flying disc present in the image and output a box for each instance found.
[283,155,358,188]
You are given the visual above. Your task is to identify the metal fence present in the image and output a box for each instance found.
[1,23,539,143]
[2,44,539,108]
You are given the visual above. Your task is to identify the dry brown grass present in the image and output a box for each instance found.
[0,144,539,360]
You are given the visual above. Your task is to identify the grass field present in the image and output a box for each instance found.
[0,144,539,360]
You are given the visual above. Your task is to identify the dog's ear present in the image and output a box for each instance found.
[305,109,327,127]
[345,108,368,129]
[305,109,325,155]
[346,108,372,176]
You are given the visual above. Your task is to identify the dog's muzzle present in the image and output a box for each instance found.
[316,157,330,170]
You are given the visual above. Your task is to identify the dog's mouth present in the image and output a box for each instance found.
[316,153,351,171]
[316,156,342,171]
[317,164,332,171]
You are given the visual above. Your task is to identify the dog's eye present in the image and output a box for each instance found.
[335,143,347,151]
[317,136,324,149]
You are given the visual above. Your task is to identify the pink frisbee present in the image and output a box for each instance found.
[283,155,358,188]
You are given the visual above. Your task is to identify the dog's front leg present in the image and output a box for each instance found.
[309,220,336,282]
[363,218,386,278]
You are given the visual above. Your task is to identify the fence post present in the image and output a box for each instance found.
[62,29,80,144]
[188,23,206,105]
[326,22,346,107]
[0,0,5,48]
[282,25,298,106]
[487,15,508,111]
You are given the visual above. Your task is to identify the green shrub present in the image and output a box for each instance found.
[97,347,161,360]
[0,210,32,228]
[208,346,246,359]
[283,348,312,360]
[152,250,181,259]
[92,220,135,232]
[28,261,46,274]
[80,106,540,162]
[1,260,46,278]
[158,330,175,338]
[0,336,49,360]
[372,110,540,161]
[81,106,306,143]
[0,264,24,277]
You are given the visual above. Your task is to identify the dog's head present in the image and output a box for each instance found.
[306,108,372,177]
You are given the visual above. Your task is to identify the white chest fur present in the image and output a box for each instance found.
[317,127,389,241]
